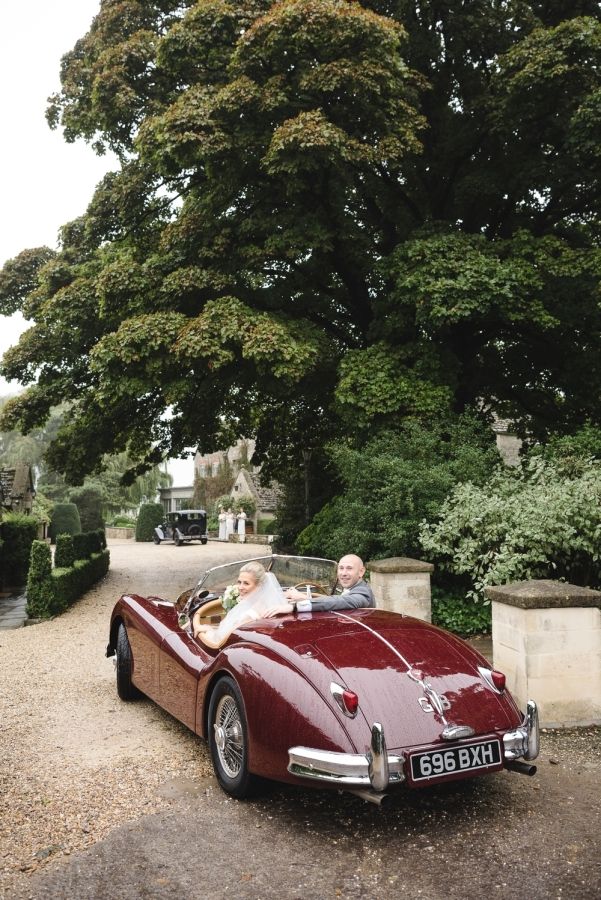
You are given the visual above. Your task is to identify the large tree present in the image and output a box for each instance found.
[1,0,601,485]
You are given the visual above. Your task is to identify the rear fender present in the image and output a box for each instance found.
[200,644,360,783]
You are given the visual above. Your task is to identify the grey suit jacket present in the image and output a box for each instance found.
[309,579,375,612]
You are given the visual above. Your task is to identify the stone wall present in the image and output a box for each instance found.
[486,579,601,727]
[105,526,135,540]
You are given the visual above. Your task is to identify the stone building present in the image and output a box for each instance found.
[0,463,36,514]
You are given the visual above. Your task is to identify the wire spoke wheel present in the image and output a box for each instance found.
[213,695,244,778]
[208,676,259,798]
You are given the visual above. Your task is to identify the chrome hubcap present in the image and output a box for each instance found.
[213,694,244,778]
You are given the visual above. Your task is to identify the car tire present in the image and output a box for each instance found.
[153,534,161,544]
[175,535,183,546]
[201,539,208,545]
[188,525,201,537]
[116,623,140,701]
[208,676,259,799]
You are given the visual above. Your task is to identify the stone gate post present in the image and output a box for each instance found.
[485,579,601,727]
[367,557,434,621]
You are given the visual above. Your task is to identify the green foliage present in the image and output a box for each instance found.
[26,541,53,616]
[431,589,492,638]
[2,3,601,488]
[73,530,103,559]
[214,494,234,514]
[257,518,276,535]
[297,413,499,562]
[68,485,105,531]
[31,493,53,526]
[0,513,39,588]
[49,503,81,543]
[108,515,136,527]
[27,544,110,619]
[135,502,164,541]
[233,495,256,516]
[420,454,601,602]
[54,533,75,569]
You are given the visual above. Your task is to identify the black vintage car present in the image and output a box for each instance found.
[154,510,208,546]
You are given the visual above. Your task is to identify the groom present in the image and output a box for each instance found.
[284,554,375,612]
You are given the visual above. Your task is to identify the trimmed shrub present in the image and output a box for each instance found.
[49,503,81,543]
[0,513,39,588]
[69,485,105,531]
[51,551,110,609]
[54,533,75,569]
[135,503,164,541]
[26,541,55,617]
[27,540,110,619]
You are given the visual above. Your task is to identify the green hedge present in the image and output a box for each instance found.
[54,533,76,568]
[49,503,81,543]
[0,514,39,588]
[69,485,105,531]
[135,502,164,541]
[26,538,110,619]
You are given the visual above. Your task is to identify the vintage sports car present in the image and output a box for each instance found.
[106,555,539,804]
[154,509,208,546]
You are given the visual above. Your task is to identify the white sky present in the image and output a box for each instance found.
[0,1,110,389]
[0,1,194,483]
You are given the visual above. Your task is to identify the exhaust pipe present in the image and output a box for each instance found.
[505,760,537,776]
[348,789,395,807]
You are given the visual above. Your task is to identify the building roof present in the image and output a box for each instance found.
[233,469,282,511]
[0,463,35,509]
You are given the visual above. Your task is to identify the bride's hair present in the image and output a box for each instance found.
[239,561,267,585]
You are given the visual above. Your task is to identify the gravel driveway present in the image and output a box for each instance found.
[0,539,262,898]
[1,540,600,899]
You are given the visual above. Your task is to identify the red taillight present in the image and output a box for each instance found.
[331,682,359,718]
[491,670,506,692]
[342,689,359,715]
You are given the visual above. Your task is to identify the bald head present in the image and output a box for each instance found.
[337,554,365,589]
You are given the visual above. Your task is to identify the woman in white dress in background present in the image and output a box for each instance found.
[225,508,235,540]
[193,562,288,649]
[218,507,227,541]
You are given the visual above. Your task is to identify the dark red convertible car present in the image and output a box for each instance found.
[106,555,539,804]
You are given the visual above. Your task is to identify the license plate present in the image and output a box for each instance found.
[409,739,502,783]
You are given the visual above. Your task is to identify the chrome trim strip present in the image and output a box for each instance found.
[441,724,475,741]
[478,665,504,694]
[334,612,451,728]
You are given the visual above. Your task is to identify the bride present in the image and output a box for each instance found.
[193,561,288,649]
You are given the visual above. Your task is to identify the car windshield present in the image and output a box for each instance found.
[198,555,338,595]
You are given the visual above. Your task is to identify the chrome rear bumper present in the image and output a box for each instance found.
[288,723,405,791]
[288,700,540,793]
[503,700,539,761]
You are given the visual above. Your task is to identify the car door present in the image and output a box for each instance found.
[159,630,212,731]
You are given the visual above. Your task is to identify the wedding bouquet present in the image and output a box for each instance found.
[221,584,240,611]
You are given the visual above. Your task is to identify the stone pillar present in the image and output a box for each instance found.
[486,580,601,727]
[367,557,434,621]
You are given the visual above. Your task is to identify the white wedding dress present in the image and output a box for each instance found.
[201,572,284,648]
